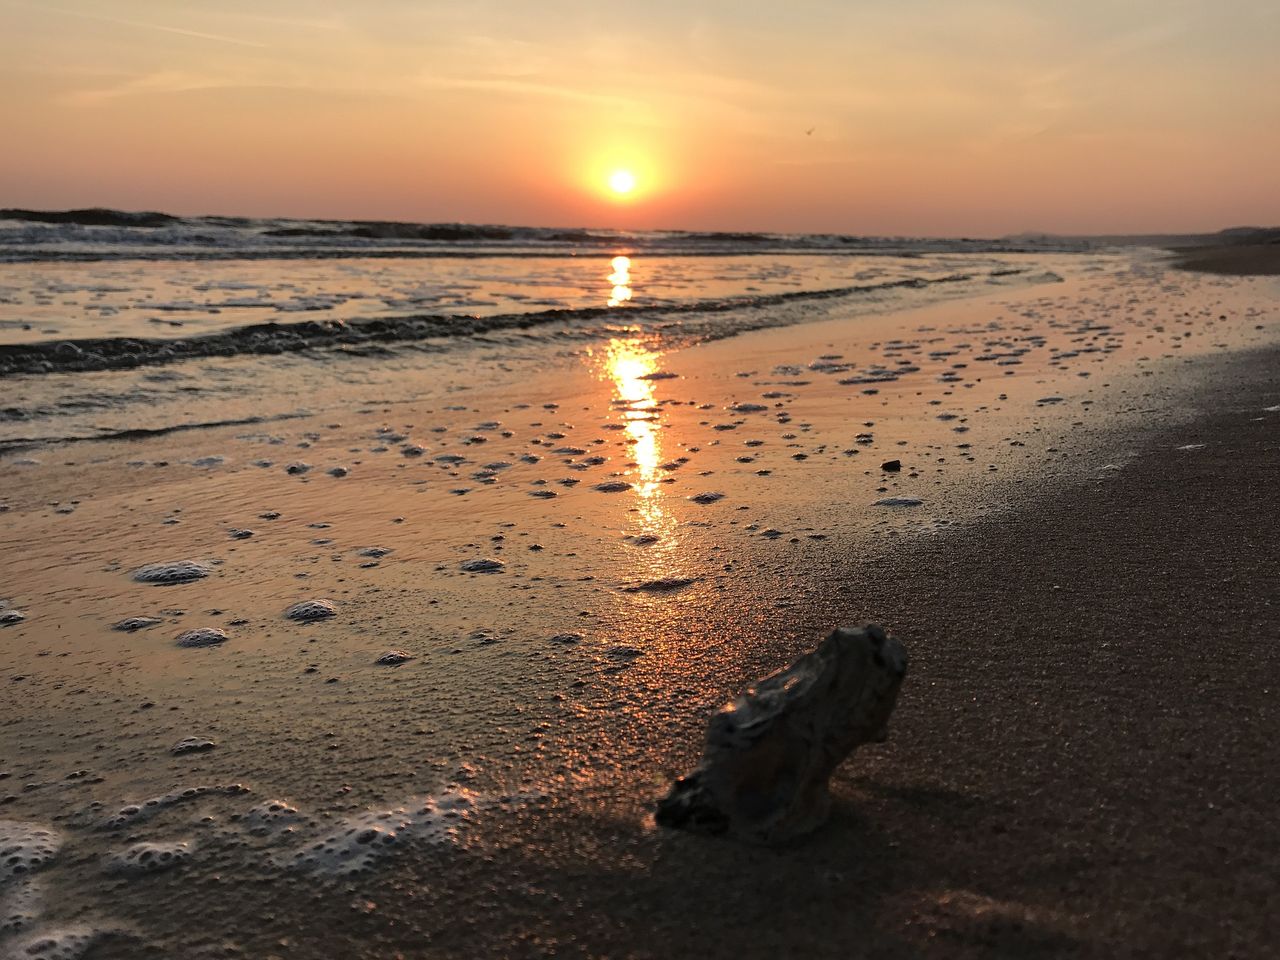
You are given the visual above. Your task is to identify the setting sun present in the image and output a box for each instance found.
[578,143,665,211]
[608,170,637,196]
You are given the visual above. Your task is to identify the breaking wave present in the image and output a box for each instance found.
[0,274,996,376]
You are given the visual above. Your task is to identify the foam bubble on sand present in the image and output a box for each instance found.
[460,558,504,573]
[111,617,162,632]
[593,481,632,493]
[283,600,336,622]
[0,878,41,935]
[6,925,107,960]
[171,737,214,755]
[104,841,192,875]
[101,785,249,830]
[0,823,62,889]
[282,790,476,878]
[175,628,228,648]
[623,577,697,593]
[131,560,210,585]
[236,800,307,839]
[375,651,414,665]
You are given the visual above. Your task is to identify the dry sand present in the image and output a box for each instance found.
[0,254,1277,958]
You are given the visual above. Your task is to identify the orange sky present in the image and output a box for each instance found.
[1,0,1277,235]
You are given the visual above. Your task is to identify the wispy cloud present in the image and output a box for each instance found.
[62,69,250,105]
[223,11,345,32]
[1029,14,1196,91]
[415,73,639,110]
[31,2,267,48]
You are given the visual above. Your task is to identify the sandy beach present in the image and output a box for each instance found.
[0,239,1276,957]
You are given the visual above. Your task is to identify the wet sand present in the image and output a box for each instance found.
[0,255,1277,958]
[488,344,1278,960]
[1171,242,1280,276]
[372,346,1279,960]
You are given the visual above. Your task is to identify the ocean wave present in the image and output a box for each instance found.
[0,274,989,376]
[0,207,181,228]
[0,207,1108,263]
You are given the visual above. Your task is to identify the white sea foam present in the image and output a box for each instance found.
[0,879,42,935]
[131,560,210,585]
[6,925,109,960]
[0,822,61,887]
[101,785,249,830]
[104,841,192,875]
[279,789,476,878]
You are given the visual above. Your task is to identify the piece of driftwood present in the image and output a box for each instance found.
[656,623,906,844]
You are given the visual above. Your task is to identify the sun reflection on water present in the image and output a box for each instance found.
[587,336,699,609]
[597,337,672,534]
[607,255,633,307]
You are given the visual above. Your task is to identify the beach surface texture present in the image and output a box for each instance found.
[0,222,1276,958]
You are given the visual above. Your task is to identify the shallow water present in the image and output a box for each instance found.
[0,247,1094,445]
[0,252,1033,345]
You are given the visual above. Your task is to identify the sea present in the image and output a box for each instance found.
[0,208,1115,447]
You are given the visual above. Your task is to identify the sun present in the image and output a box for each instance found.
[608,169,637,196]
